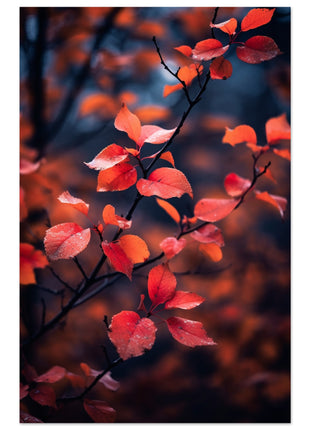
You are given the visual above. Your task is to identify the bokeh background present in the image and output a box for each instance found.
[20,6,290,423]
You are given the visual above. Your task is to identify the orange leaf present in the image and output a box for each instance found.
[155,198,181,224]
[246,143,270,154]
[199,243,223,262]
[108,311,157,360]
[224,173,251,197]
[20,243,48,285]
[241,8,275,32]
[101,241,133,279]
[137,167,193,199]
[190,224,224,246]
[138,125,176,147]
[114,103,141,143]
[273,148,291,161]
[160,151,175,167]
[210,18,237,35]
[255,191,287,218]
[166,317,216,347]
[236,36,281,64]
[133,105,170,123]
[83,399,116,423]
[174,45,192,57]
[44,223,91,261]
[159,237,187,260]
[79,93,118,118]
[148,263,177,307]
[97,163,137,192]
[118,234,150,264]
[210,56,233,80]
[165,291,205,310]
[265,113,291,145]
[85,144,129,171]
[223,125,257,146]
[58,191,89,215]
[194,198,238,222]
[163,83,183,98]
[192,39,229,61]
[102,204,132,229]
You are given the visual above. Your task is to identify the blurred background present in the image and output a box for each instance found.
[20,6,290,423]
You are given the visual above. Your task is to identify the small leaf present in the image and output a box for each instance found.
[108,311,157,360]
[241,8,275,32]
[166,317,216,347]
[156,198,181,224]
[160,151,175,167]
[148,263,177,307]
[224,173,252,197]
[192,39,229,61]
[101,241,133,279]
[84,144,129,171]
[255,191,287,218]
[29,384,57,408]
[199,243,223,262]
[273,148,291,161]
[138,125,176,147]
[223,125,257,146]
[83,399,116,423]
[34,365,66,384]
[194,198,238,222]
[44,223,91,261]
[159,237,186,260]
[102,204,132,229]
[265,113,291,145]
[174,45,192,57]
[236,36,281,64]
[210,18,237,35]
[210,56,233,80]
[118,234,150,264]
[164,291,205,310]
[97,163,137,192]
[114,103,141,143]
[20,243,48,285]
[190,224,224,246]
[58,191,89,215]
[80,363,120,391]
[137,167,193,199]
[20,412,43,423]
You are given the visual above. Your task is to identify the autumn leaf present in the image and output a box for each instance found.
[114,103,141,143]
[190,223,224,246]
[174,45,192,57]
[164,291,205,310]
[222,125,257,146]
[102,204,132,229]
[58,191,89,215]
[166,317,216,347]
[164,64,203,97]
[84,144,129,171]
[241,8,275,32]
[83,399,116,423]
[118,234,150,264]
[148,263,177,307]
[44,223,91,261]
[159,237,187,260]
[255,191,287,218]
[137,167,193,199]
[101,241,133,279]
[138,124,176,146]
[273,148,291,161]
[97,163,137,192]
[236,36,281,64]
[79,93,118,118]
[199,243,223,262]
[192,39,229,61]
[224,173,252,197]
[20,243,48,285]
[155,198,181,224]
[34,366,66,384]
[29,384,57,408]
[210,56,233,80]
[210,18,237,35]
[194,198,238,222]
[80,363,120,391]
[265,113,291,145]
[108,311,157,360]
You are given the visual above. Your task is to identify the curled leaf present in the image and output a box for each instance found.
[192,39,229,61]
[255,191,287,218]
[156,198,181,224]
[102,204,132,229]
[138,125,176,146]
[84,144,129,171]
[166,317,216,347]
[164,291,205,310]
[210,18,237,35]
[58,191,89,215]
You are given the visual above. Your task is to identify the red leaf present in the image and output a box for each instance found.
[137,167,193,199]
[97,163,137,192]
[34,365,66,384]
[210,56,233,80]
[224,173,252,197]
[164,291,205,310]
[114,103,141,143]
[118,234,150,264]
[223,125,257,146]
[84,144,129,171]
[101,241,133,279]
[241,8,275,32]
[58,191,89,215]
[194,198,238,222]
[44,223,91,261]
[174,45,192,57]
[137,294,147,312]
[255,191,287,218]
[192,39,229,61]
[108,311,157,360]
[148,263,177,307]
[20,412,43,423]
[137,125,176,147]
[273,148,291,161]
[29,384,57,408]
[246,143,270,154]
[210,18,237,35]
[190,224,224,246]
[199,243,223,262]
[265,113,291,145]
[20,243,48,285]
[156,198,181,224]
[236,36,281,64]
[160,151,175,167]
[166,317,216,347]
[83,399,116,423]
[102,204,132,229]
[159,237,186,260]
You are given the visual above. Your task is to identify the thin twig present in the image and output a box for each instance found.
[211,7,220,39]
[73,257,89,281]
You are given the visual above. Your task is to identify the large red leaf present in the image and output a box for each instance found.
[34,365,66,384]
[164,291,205,310]
[236,36,281,64]
[108,311,157,360]
[138,125,177,146]
[210,18,237,35]
[118,234,150,264]
[255,191,287,218]
[190,224,224,246]
[20,412,43,423]
[166,317,216,347]
[83,399,116,423]
[101,241,133,279]
[137,167,193,199]
[265,113,291,145]
[241,8,275,32]
[159,237,186,260]
[29,384,57,408]
[44,223,91,261]
[20,243,48,285]
[192,39,229,61]
[210,56,232,80]
[224,173,252,197]
[222,125,257,146]
[84,144,129,171]
[194,198,238,222]
[114,103,141,143]
[58,191,89,215]
[102,204,132,229]
[148,263,177,307]
[97,163,137,192]
[156,198,181,224]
